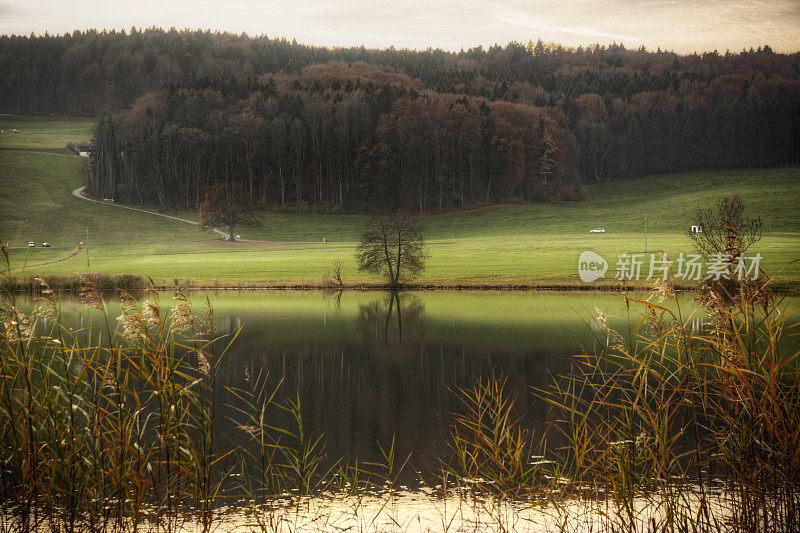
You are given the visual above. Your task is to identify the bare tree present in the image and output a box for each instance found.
[198,183,259,241]
[323,260,345,289]
[688,194,763,257]
[355,214,428,288]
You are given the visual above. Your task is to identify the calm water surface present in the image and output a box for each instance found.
[40,290,769,476]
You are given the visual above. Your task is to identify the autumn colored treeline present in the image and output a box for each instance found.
[89,81,572,211]
[2,28,799,210]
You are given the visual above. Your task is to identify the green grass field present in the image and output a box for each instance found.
[0,115,95,151]
[1,115,799,288]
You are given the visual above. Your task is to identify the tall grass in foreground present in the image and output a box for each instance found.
[0,243,412,532]
[444,253,799,530]
[2,272,148,292]
[0,239,255,532]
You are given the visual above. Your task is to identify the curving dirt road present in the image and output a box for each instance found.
[11,247,82,271]
[14,186,298,273]
[71,186,230,239]
[70,187,324,247]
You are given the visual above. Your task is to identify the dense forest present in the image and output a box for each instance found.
[2,29,799,211]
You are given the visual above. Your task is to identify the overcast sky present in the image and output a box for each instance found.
[1,0,798,54]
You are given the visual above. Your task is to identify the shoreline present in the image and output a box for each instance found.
[4,274,799,294]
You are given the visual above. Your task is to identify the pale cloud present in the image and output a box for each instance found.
[1,0,798,53]
[493,11,641,43]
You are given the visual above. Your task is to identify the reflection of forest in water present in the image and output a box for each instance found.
[213,292,571,476]
[25,290,763,480]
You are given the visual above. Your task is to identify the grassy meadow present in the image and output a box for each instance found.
[0,115,95,151]
[1,114,799,288]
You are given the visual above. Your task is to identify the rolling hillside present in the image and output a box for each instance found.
[1,115,799,288]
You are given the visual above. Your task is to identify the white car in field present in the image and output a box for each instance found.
[589,228,606,234]
[27,241,35,247]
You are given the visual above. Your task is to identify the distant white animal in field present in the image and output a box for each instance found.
[10,129,19,133]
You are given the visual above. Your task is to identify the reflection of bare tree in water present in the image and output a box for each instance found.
[322,289,343,310]
[358,292,425,349]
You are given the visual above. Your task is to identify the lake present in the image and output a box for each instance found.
[34,289,721,478]
[9,288,799,531]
